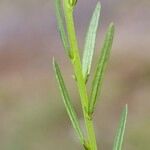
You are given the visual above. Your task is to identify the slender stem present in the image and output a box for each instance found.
[63,1,97,149]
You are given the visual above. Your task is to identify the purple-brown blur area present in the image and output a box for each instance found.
[0,0,150,149]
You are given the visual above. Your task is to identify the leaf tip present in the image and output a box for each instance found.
[125,104,128,114]
[52,57,56,66]
[52,57,58,72]
[109,22,115,31]
[96,1,101,10]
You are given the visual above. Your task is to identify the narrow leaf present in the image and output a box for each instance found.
[113,105,128,150]
[89,23,115,114]
[82,2,101,81]
[53,59,84,144]
[55,0,70,55]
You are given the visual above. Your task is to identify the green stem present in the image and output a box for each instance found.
[63,1,97,150]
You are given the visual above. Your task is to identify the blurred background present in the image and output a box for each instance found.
[0,0,150,149]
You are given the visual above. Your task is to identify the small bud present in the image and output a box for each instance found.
[68,0,77,7]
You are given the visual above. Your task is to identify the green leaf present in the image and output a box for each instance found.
[55,0,70,57]
[89,23,115,114]
[82,2,101,82]
[53,59,84,145]
[113,105,128,150]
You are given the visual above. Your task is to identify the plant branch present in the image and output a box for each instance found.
[63,1,97,149]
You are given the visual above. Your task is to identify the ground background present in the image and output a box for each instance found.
[0,0,150,149]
